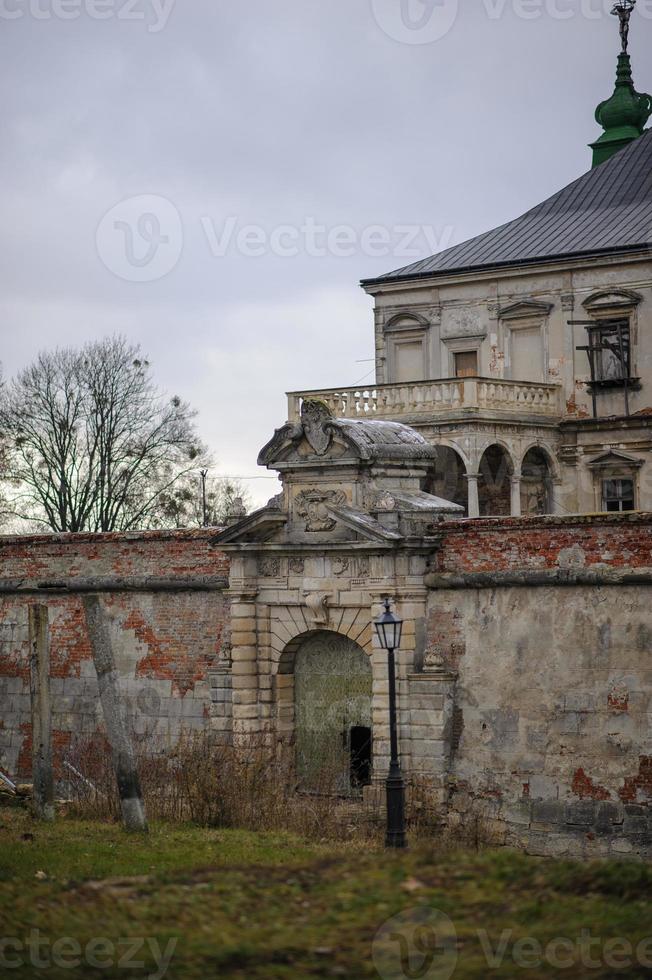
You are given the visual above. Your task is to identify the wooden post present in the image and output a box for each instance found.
[28,604,55,822]
[82,596,148,832]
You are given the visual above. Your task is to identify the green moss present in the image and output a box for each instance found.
[1,808,651,979]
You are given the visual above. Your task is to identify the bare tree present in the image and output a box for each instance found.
[0,367,10,529]
[0,337,207,532]
[158,473,251,528]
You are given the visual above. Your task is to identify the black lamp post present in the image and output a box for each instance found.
[374,597,407,849]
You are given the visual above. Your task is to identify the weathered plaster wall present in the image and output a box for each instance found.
[426,514,652,858]
[1,515,651,858]
[0,531,230,779]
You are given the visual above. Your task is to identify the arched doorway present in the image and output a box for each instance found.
[478,445,513,516]
[425,446,468,515]
[521,448,553,515]
[294,632,372,796]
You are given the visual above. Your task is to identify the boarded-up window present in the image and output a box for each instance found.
[454,350,478,378]
[510,327,543,382]
[394,341,424,382]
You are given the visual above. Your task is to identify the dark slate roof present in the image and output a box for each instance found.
[363,130,652,285]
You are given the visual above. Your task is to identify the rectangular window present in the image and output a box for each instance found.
[588,319,631,382]
[454,350,478,378]
[394,341,425,383]
[510,326,543,382]
[602,478,635,513]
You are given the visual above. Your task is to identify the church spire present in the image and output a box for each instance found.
[590,1,652,168]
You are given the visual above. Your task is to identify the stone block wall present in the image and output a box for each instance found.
[0,530,230,779]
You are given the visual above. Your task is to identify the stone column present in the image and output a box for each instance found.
[228,591,260,746]
[551,480,564,516]
[510,476,522,517]
[466,473,480,518]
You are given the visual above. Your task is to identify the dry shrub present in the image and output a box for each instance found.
[57,731,443,843]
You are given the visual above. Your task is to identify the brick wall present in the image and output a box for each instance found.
[0,530,230,779]
[435,512,652,573]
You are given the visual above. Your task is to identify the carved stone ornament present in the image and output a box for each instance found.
[295,489,346,532]
[301,400,333,456]
[356,556,370,577]
[289,558,305,574]
[561,293,575,312]
[332,557,350,577]
[363,487,396,512]
[257,557,281,578]
[423,650,456,678]
[304,592,330,627]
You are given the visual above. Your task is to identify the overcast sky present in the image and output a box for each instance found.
[1,0,649,508]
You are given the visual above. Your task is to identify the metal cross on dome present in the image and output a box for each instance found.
[612,0,636,54]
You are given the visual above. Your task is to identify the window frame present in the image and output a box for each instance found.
[601,477,636,513]
[454,350,479,379]
[586,317,634,388]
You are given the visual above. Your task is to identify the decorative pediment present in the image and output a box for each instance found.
[215,507,287,544]
[384,311,430,333]
[583,289,642,312]
[498,300,553,320]
[258,400,438,467]
[324,503,403,543]
[585,449,644,470]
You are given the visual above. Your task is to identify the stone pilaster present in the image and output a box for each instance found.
[228,591,260,745]
[408,662,457,805]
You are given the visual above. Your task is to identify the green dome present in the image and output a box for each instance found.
[592,53,652,167]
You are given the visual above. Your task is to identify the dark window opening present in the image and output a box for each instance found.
[349,726,372,788]
[587,319,631,384]
[602,478,635,513]
[454,350,478,378]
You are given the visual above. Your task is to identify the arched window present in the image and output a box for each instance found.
[424,447,468,515]
[521,448,553,515]
[478,446,513,517]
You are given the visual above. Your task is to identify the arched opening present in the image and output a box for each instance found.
[424,447,468,515]
[293,632,372,796]
[478,445,513,517]
[521,448,554,515]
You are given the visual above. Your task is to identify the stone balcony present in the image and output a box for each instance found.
[287,377,564,425]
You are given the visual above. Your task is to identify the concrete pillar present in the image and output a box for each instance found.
[83,596,148,833]
[511,476,522,517]
[466,473,480,518]
[28,605,54,822]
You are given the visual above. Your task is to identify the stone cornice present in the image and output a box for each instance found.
[362,249,652,296]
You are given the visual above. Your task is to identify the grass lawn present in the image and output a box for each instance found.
[1,807,652,978]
